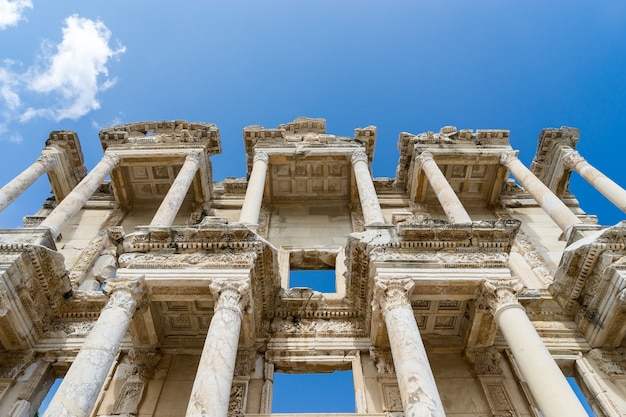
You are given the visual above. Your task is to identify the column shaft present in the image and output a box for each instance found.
[376,278,445,417]
[0,155,54,212]
[239,152,269,225]
[351,151,385,225]
[150,152,202,227]
[564,149,626,213]
[40,154,119,238]
[501,152,581,233]
[186,279,249,417]
[416,152,471,224]
[496,305,588,417]
[43,277,145,417]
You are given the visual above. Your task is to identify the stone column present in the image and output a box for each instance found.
[416,152,472,224]
[374,277,445,417]
[239,151,269,225]
[43,276,146,417]
[351,150,385,225]
[563,148,626,214]
[500,151,581,234]
[0,154,55,212]
[150,151,202,227]
[39,153,120,239]
[483,279,588,417]
[186,278,250,417]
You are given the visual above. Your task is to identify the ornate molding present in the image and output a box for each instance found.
[210,278,251,315]
[374,277,415,314]
[465,347,503,375]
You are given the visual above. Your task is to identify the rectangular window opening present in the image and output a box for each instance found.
[38,377,62,415]
[272,370,355,413]
[566,376,596,416]
[289,269,336,293]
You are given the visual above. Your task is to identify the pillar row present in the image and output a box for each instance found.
[351,150,385,225]
[39,153,120,239]
[374,277,445,417]
[482,279,588,417]
[416,152,472,224]
[563,148,626,214]
[500,151,581,234]
[186,278,250,417]
[150,151,202,227]
[239,151,269,225]
[0,154,56,212]
[43,276,146,417]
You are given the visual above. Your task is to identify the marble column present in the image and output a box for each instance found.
[186,278,250,417]
[43,276,146,417]
[500,151,581,233]
[150,151,202,227]
[351,150,385,225]
[416,152,472,224]
[483,279,588,417]
[563,148,626,214]
[239,151,269,225]
[0,154,55,212]
[39,153,120,239]
[374,277,445,417]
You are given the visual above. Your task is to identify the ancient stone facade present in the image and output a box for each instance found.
[0,118,624,416]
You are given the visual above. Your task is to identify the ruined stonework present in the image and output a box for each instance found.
[0,118,624,416]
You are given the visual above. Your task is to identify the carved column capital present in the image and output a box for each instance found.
[103,153,121,167]
[36,154,57,170]
[210,278,251,315]
[373,276,415,314]
[499,150,520,166]
[415,151,434,167]
[562,149,585,170]
[254,151,269,164]
[350,150,369,165]
[185,149,204,165]
[103,276,147,313]
[481,279,523,315]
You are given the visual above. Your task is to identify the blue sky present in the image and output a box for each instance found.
[2,1,623,414]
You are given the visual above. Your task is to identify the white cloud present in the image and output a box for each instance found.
[21,15,126,121]
[0,0,32,30]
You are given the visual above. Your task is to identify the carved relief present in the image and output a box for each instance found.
[210,279,251,315]
[228,382,248,417]
[481,279,523,314]
[374,277,414,314]
[370,347,395,375]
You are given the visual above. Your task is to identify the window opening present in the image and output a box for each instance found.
[566,376,596,416]
[289,269,335,292]
[37,377,62,415]
[272,371,355,413]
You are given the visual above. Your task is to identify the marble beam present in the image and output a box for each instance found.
[239,151,269,226]
[483,279,588,417]
[374,277,445,417]
[43,276,146,417]
[39,153,120,239]
[0,155,55,212]
[416,152,472,224]
[563,148,626,214]
[500,151,581,234]
[351,150,385,225]
[150,151,202,227]
[185,278,251,417]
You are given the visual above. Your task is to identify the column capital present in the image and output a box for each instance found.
[499,150,520,165]
[36,154,57,170]
[350,149,369,165]
[210,278,251,315]
[480,278,523,315]
[254,151,269,163]
[562,149,585,170]
[415,151,434,166]
[185,149,204,165]
[103,276,147,312]
[373,276,414,314]
[103,153,121,166]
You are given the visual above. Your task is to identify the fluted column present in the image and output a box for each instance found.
[150,151,202,227]
[416,152,471,224]
[351,150,385,225]
[374,277,445,417]
[39,153,120,238]
[239,151,269,225]
[43,276,146,417]
[500,151,581,233]
[186,278,251,417]
[563,148,626,213]
[0,154,56,212]
[483,279,588,417]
